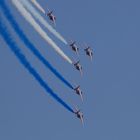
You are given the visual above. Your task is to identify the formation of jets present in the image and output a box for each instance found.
[46,10,93,60]
[45,7,94,125]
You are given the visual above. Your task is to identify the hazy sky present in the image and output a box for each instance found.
[0,0,140,140]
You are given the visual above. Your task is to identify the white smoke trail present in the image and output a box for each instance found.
[30,0,45,14]
[25,0,67,45]
[12,0,72,64]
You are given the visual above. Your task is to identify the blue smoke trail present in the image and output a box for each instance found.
[0,16,74,113]
[0,1,74,90]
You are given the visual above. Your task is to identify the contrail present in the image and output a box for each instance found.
[21,0,67,44]
[11,0,72,64]
[30,0,45,14]
[0,15,74,113]
[0,0,74,90]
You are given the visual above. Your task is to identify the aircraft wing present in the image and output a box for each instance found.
[73,41,76,44]
[47,8,50,13]
[77,85,80,89]
[75,60,80,65]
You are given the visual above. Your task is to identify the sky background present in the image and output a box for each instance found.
[0,0,140,139]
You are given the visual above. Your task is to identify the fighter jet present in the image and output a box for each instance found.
[74,108,84,125]
[74,85,83,101]
[69,40,79,55]
[73,61,82,75]
[46,8,56,26]
[84,46,93,61]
